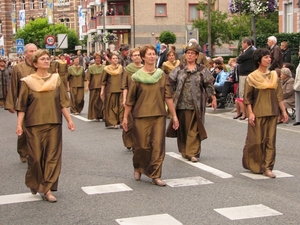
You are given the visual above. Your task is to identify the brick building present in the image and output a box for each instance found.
[0,0,80,57]
[278,0,300,33]
[81,0,229,54]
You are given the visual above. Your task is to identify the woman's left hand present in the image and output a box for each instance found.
[281,112,289,123]
[172,116,179,130]
[211,98,217,110]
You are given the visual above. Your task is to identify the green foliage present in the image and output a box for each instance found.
[256,32,300,67]
[158,31,176,45]
[255,13,278,35]
[16,18,80,52]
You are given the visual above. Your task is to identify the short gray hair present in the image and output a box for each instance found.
[281,67,292,77]
[268,36,277,44]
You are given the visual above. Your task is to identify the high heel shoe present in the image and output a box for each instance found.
[152,178,166,187]
[133,171,141,181]
[43,191,57,203]
[233,113,242,119]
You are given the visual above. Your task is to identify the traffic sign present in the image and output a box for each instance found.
[46,45,56,49]
[16,39,24,47]
[45,35,56,46]
[17,46,24,54]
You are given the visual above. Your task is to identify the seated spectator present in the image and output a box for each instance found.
[214,65,229,94]
[278,68,295,123]
[282,62,295,78]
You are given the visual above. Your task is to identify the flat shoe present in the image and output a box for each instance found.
[293,122,300,126]
[191,157,198,162]
[152,178,166,186]
[133,171,141,181]
[239,117,247,120]
[263,170,276,178]
[43,193,57,203]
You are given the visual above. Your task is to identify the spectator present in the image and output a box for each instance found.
[214,65,229,95]
[282,62,295,78]
[267,36,283,70]
[77,50,84,67]
[155,40,161,55]
[118,44,131,67]
[236,37,256,98]
[0,58,10,107]
[278,68,295,123]
[280,41,291,63]
[156,43,168,68]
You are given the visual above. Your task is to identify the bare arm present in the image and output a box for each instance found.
[122,89,128,106]
[278,101,288,123]
[122,104,132,132]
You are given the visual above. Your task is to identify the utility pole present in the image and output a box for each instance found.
[207,0,212,56]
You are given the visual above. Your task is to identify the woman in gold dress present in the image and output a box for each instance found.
[161,50,180,76]
[67,56,85,114]
[85,52,105,121]
[123,45,179,186]
[121,48,143,150]
[101,53,123,128]
[16,49,75,202]
[57,54,69,90]
[242,48,288,178]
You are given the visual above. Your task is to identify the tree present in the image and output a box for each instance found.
[193,2,230,46]
[158,31,176,45]
[16,18,80,52]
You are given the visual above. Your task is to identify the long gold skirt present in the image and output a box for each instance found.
[25,124,62,193]
[87,88,103,120]
[70,87,85,114]
[242,116,277,173]
[103,92,123,127]
[132,116,166,179]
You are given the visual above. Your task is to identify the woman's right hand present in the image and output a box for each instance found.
[122,118,128,131]
[16,125,23,136]
[248,112,256,126]
[85,87,89,92]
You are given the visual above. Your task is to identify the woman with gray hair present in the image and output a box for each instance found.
[277,68,295,123]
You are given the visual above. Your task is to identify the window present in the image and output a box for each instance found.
[0,20,2,34]
[12,1,17,11]
[59,18,70,27]
[21,0,26,10]
[155,3,167,17]
[30,0,34,10]
[284,3,293,33]
[189,4,199,21]
[39,0,44,9]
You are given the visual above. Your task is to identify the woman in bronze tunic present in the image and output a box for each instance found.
[167,44,217,162]
[57,54,69,90]
[123,45,179,186]
[85,52,105,121]
[242,48,288,178]
[161,50,180,77]
[67,56,85,114]
[101,53,123,128]
[121,48,143,150]
[16,49,75,202]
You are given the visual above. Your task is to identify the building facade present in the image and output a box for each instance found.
[81,0,229,54]
[0,0,80,57]
[278,0,300,33]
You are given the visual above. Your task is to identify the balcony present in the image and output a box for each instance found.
[87,15,131,34]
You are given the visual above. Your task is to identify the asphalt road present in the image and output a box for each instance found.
[0,94,299,225]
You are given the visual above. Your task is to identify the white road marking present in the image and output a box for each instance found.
[166,152,233,179]
[214,204,282,220]
[81,183,132,195]
[164,176,213,187]
[70,114,93,122]
[0,193,42,205]
[116,213,183,225]
[240,170,293,179]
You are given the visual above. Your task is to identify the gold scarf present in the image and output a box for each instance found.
[247,70,278,89]
[162,60,180,71]
[104,64,123,76]
[131,68,163,84]
[21,73,61,92]
[68,66,84,76]
[89,64,105,75]
[124,63,143,74]
[58,59,67,64]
